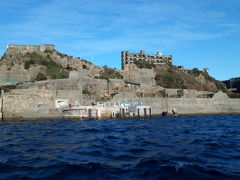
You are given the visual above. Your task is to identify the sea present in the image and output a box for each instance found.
[0,115,240,180]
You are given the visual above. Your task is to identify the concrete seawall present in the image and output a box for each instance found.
[140,97,240,115]
[1,90,240,120]
[111,91,240,116]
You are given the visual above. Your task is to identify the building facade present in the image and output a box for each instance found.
[223,77,240,93]
[121,50,172,69]
[7,44,55,53]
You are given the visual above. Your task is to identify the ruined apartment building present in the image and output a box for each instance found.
[7,44,55,53]
[121,50,172,69]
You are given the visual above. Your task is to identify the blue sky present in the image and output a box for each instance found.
[0,0,240,80]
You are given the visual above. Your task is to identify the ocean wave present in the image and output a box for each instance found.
[0,115,240,179]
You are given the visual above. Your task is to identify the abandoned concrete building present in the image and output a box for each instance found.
[177,66,193,74]
[7,44,55,53]
[223,77,240,93]
[121,50,172,69]
[177,66,209,75]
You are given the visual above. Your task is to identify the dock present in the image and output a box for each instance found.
[61,101,152,120]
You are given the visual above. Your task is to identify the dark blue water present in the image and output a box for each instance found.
[0,115,240,180]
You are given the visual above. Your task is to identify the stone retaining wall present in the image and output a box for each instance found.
[2,89,83,120]
[111,91,240,115]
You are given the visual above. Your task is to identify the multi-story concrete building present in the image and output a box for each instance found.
[121,50,172,69]
[223,77,240,93]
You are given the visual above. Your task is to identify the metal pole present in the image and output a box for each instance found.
[144,108,147,118]
[122,108,125,118]
[96,109,98,119]
[88,109,92,119]
[149,108,152,118]
[119,108,122,117]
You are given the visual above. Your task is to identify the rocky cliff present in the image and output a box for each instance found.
[0,45,102,84]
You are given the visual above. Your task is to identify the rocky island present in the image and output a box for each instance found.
[0,44,240,120]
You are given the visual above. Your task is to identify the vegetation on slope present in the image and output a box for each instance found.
[36,73,47,81]
[99,66,123,81]
[134,60,155,69]
[24,52,69,79]
[154,65,225,92]
[1,84,17,92]
[154,69,185,89]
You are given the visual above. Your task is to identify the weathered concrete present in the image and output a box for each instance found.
[2,92,55,120]
[122,64,156,86]
[17,79,82,90]
[62,106,112,120]
[7,44,54,53]
[165,89,214,98]
[69,70,89,79]
[111,91,240,115]
[1,90,240,120]
[121,50,172,69]
[0,64,45,85]
[1,89,83,120]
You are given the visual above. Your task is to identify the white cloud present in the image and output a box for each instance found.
[1,0,240,58]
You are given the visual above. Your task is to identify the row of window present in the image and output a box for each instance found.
[125,58,167,63]
[124,55,165,59]
[122,53,172,59]
[122,56,172,61]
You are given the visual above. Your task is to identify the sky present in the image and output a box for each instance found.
[0,0,240,80]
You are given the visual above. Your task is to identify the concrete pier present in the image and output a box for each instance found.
[61,103,152,120]
[128,105,152,118]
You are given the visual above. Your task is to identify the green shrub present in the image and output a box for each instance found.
[66,64,73,71]
[99,66,123,80]
[23,52,69,79]
[36,73,47,81]
[82,64,87,69]
[82,89,91,95]
[159,89,167,97]
[25,52,44,62]
[155,70,184,88]
[24,59,35,69]
[43,49,53,54]
[47,65,69,79]
[215,81,226,91]
[192,68,201,76]
[2,85,17,92]
[202,72,215,82]
[97,96,112,102]
[134,60,155,69]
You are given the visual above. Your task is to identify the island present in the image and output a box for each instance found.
[0,44,240,120]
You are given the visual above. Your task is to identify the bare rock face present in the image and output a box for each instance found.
[194,74,218,92]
